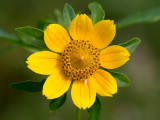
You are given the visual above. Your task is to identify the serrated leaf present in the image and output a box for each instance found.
[88,96,101,120]
[49,93,67,112]
[15,26,48,50]
[88,2,105,24]
[109,72,130,87]
[116,7,160,29]
[119,37,141,54]
[10,79,45,92]
[63,3,76,25]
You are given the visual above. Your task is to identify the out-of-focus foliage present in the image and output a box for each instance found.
[0,29,20,45]
[116,7,160,29]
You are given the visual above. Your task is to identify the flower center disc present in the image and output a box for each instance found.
[61,40,100,81]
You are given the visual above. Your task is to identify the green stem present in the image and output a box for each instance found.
[76,107,81,120]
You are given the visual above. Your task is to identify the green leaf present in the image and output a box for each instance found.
[15,26,48,50]
[0,29,45,52]
[54,9,65,26]
[116,7,160,29]
[88,2,105,24]
[49,93,67,112]
[37,17,55,30]
[100,67,130,87]
[119,37,141,54]
[15,26,44,42]
[88,96,101,120]
[109,72,130,87]
[63,3,76,25]
[10,79,45,92]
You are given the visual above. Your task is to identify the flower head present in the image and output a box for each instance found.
[26,14,130,109]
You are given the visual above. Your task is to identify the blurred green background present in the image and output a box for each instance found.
[0,0,160,120]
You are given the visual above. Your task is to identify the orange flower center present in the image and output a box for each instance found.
[61,40,100,81]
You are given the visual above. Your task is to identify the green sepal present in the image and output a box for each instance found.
[49,93,67,112]
[119,37,141,54]
[63,3,76,25]
[10,79,45,92]
[88,2,105,24]
[88,96,101,120]
[116,7,160,29]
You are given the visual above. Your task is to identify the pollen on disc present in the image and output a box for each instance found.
[61,40,100,81]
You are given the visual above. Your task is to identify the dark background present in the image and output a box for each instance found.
[0,0,160,120]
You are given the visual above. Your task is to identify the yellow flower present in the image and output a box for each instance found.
[26,14,130,109]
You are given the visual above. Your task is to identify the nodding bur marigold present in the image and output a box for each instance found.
[26,14,130,109]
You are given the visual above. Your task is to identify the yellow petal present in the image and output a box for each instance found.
[100,45,130,69]
[26,51,62,75]
[90,20,116,49]
[71,79,96,109]
[44,24,71,53]
[91,69,117,96]
[69,14,93,40]
[43,71,71,99]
